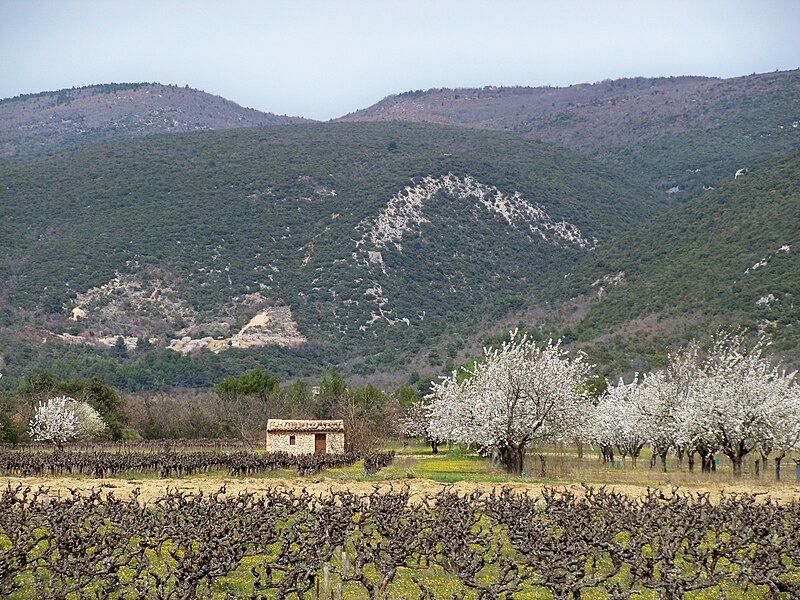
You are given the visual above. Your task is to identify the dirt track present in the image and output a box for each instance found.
[3,475,800,504]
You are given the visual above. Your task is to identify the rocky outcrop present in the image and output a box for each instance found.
[168,306,306,354]
[357,173,593,251]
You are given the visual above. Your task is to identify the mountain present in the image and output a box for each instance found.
[0,122,659,387]
[340,70,800,199]
[2,74,797,391]
[536,151,800,374]
[0,82,313,157]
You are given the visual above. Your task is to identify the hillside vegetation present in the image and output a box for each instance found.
[342,70,800,199]
[0,122,659,387]
[544,151,800,373]
[0,82,312,157]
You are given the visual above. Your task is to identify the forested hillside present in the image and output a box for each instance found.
[342,70,800,199]
[540,151,800,374]
[0,122,659,389]
[0,82,312,157]
[2,72,797,392]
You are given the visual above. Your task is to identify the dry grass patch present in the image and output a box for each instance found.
[3,474,799,504]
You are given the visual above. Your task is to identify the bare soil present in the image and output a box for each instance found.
[3,475,799,505]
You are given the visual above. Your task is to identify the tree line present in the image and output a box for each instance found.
[0,369,418,454]
[411,330,799,476]
[3,329,798,476]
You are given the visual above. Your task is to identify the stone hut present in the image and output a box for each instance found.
[266,419,345,455]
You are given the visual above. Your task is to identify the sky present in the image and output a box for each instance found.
[2,0,799,121]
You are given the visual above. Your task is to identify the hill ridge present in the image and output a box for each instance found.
[545,150,800,373]
[0,82,313,157]
[340,70,800,199]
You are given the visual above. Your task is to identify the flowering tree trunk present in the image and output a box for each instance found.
[498,442,526,476]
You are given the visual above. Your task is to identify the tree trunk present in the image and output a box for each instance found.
[759,449,770,477]
[775,452,786,481]
[730,454,743,477]
[659,451,667,473]
[699,448,716,473]
[701,454,710,472]
[500,444,526,476]
[687,452,695,472]
[430,440,439,454]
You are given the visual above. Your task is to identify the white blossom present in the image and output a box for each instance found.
[28,396,79,447]
[765,382,800,475]
[692,333,793,475]
[636,342,704,470]
[591,377,649,466]
[73,401,108,440]
[401,401,445,452]
[427,329,592,474]
[607,332,799,476]
[28,396,107,447]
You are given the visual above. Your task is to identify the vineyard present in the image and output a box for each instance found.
[1,482,799,599]
[0,446,395,478]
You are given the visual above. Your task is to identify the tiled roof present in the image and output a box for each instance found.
[266,419,344,432]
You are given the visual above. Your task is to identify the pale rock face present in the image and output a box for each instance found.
[591,271,625,299]
[168,306,306,354]
[53,332,138,350]
[363,283,404,326]
[756,294,776,307]
[97,336,139,350]
[356,173,593,252]
[60,268,305,353]
[592,271,625,287]
[352,173,594,328]
[745,259,768,274]
[71,272,196,332]
[743,245,791,275]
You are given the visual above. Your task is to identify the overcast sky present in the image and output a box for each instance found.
[2,0,799,120]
